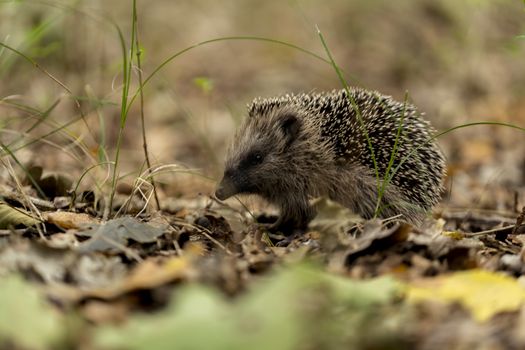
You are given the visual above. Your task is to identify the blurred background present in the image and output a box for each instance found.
[0,0,524,212]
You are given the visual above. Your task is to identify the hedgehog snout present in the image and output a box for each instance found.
[215,170,239,200]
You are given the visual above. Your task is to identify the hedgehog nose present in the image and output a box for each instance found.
[215,175,237,201]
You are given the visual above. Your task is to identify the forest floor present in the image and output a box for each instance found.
[1,172,525,349]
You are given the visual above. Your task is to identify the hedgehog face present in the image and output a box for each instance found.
[215,146,269,200]
[215,111,302,201]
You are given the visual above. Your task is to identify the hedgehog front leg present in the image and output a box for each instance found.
[269,195,315,233]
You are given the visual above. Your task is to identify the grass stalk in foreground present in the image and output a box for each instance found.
[374,92,409,217]
[107,2,137,217]
[316,27,382,217]
[132,0,161,211]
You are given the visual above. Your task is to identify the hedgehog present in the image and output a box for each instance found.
[215,88,445,231]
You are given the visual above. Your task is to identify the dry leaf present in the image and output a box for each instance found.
[45,211,98,229]
[85,257,191,300]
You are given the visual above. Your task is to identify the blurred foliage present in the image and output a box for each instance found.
[95,264,405,350]
[193,76,214,95]
[0,275,64,349]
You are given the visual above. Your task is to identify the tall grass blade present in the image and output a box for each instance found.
[316,27,381,204]
[108,1,137,216]
[125,36,358,113]
[132,1,161,211]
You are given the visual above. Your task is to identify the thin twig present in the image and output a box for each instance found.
[467,225,515,237]
[381,213,405,224]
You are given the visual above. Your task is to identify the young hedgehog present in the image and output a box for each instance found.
[215,88,445,231]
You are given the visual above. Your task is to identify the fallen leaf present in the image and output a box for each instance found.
[406,269,525,322]
[345,221,411,266]
[0,201,39,229]
[0,239,126,289]
[84,257,191,300]
[0,239,71,283]
[95,264,404,350]
[76,217,167,253]
[45,211,98,229]
[309,198,363,236]
[0,275,64,349]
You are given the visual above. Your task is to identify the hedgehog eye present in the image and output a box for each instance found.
[246,151,264,166]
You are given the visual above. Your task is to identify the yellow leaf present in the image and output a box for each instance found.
[406,270,525,322]
[86,257,190,300]
[442,230,465,240]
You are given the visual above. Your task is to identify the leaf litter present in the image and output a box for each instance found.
[1,184,525,349]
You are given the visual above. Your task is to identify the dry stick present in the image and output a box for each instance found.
[210,195,257,222]
[172,238,183,256]
[133,5,161,211]
[467,225,515,237]
[381,214,405,225]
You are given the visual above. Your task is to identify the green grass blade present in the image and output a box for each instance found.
[108,0,138,216]
[386,121,525,190]
[125,36,357,115]
[316,26,380,195]
[375,92,409,217]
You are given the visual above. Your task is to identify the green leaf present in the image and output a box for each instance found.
[0,201,40,229]
[0,275,64,349]
[193,76,214,94]
[95,264,402,350]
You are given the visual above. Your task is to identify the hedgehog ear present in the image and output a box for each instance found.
[280,113,301,147]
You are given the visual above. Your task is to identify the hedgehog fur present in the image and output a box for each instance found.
[215,88,446,231]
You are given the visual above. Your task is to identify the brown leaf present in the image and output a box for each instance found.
[76,217,167,253]
[344,221,411,266]
[84,257,191,300]
[45,211,98,230]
